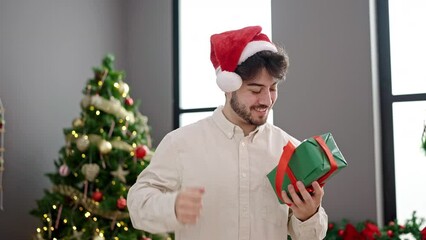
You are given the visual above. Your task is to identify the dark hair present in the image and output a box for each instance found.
[234,46,289,81]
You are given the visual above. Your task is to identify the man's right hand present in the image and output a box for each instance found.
[175,187,205,224]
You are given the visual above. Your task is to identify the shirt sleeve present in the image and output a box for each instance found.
[127,133,182,233]
[287,206,328,240]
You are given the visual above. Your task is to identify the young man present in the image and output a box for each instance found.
[127,26,328,240]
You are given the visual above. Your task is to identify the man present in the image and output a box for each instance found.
[127,26,328,240]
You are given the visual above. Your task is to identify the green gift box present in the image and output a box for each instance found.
[267,133,348,204]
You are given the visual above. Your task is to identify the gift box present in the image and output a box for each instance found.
[267,133,347,204]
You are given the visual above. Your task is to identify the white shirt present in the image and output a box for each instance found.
[127,106,328,240]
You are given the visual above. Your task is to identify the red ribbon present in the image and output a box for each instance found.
[274,136,338,202]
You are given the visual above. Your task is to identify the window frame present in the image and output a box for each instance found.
[376,0,426,223]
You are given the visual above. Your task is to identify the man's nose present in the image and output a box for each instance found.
[258,90,272,106]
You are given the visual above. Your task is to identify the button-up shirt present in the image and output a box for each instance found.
[127,106,328,240]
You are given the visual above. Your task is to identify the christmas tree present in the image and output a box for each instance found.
[31,55,173,240]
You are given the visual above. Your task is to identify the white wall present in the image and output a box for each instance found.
[0,0,378,238]
[0,0,126,238]
[272,0,377,222]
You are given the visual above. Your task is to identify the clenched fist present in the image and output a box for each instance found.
[175,187,205,224]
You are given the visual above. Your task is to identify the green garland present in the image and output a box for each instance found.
[325,211,426,239]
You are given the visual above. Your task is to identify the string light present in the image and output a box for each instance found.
[36,228,41,233]
[113,83,119,88]
[52,205,57,210]
[63,219,68,224]
[81,154,86,158]
[85,212,91,218]
[90,106,95,111]
[96,110,101,116]
[93,217,97,222]
[98,81,103,87]
[121,126,127,131]
[100,128,104,133]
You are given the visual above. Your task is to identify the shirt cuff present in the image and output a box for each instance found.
[163,191,181,230]
[290,207,328,239]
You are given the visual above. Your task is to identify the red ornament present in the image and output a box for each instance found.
[117,196,127,210]
[421,226,426,240]
[92,190,103,202]
[125,97,134,106]
[135,145,149,159]
[338,229,345,237]
[141,238,152,240]
[387,230,393,237]
[328,223,334,229]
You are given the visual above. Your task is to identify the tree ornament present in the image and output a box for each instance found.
[338,229,344,237]
[81,163,100,182]
[76,135,90,152]
[141,237,152,240]
[93,235,105,240]
[110,165,129,183]
[92,189,103,202]
[135,145,149,159]
[118,82,129,97]
[125,97,134,106]
[98,140,112,154]
[116,196,127,210]
[58,164,70,177]
[387,230,393,237]
[72,118,84,128]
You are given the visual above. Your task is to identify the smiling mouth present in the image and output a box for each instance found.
[253,107,268,112]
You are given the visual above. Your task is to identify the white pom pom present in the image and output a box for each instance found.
[216,71,242,92]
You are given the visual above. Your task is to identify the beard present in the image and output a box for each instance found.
[230,92,270,126]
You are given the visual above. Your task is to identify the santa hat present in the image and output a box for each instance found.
[210,25,278,92]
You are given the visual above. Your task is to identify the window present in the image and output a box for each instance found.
[173,0,272,128]
[377,0,426,223]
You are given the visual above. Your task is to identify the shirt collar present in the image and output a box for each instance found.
[212,106,267,141]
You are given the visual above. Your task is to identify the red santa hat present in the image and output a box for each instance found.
[210,25,278,92]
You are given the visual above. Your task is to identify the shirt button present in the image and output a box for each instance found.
[241,142,245,147]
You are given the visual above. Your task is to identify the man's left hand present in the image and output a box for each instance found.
[281,181,324,221]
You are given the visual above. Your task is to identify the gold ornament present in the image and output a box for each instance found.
[110,165,129,183]
[72,118,84,128]
[76,135,90,152]
[118,82,129,97]
[98,140,112,154]
[81,163,100,182]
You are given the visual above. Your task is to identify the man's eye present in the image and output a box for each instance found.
[251,89,261,94]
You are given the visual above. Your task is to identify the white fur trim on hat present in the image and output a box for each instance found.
[238,40,278,64]
[216,68,242,92]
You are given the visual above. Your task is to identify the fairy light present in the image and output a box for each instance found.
[114,83,120,88]
[52,205,57,210]
[84,211,91,218]
[116,222,122,227]
[100,128,104,133]
[140,161,145,166]
[93,217,97,221]
[89,106,95,111]
[46,217,51,222]
[132,131,137,136]
[130,151,135,157]
[112,180,116,185]
[73,195,78,201]
[73,172,78,177]
[81,154,86,158]
[123,227,128,231]
[96,110,100,116]
[43,214,48,219]
[119,119,124,124]
[63,219,67,224]
[121,126,127,131]
[72,226,77,231]
[132,143,136,148]
[43,227,48,231]
[125,116,130,121]
[36,228,41,233]
[50,227,54,231]
[98,81,103,87]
